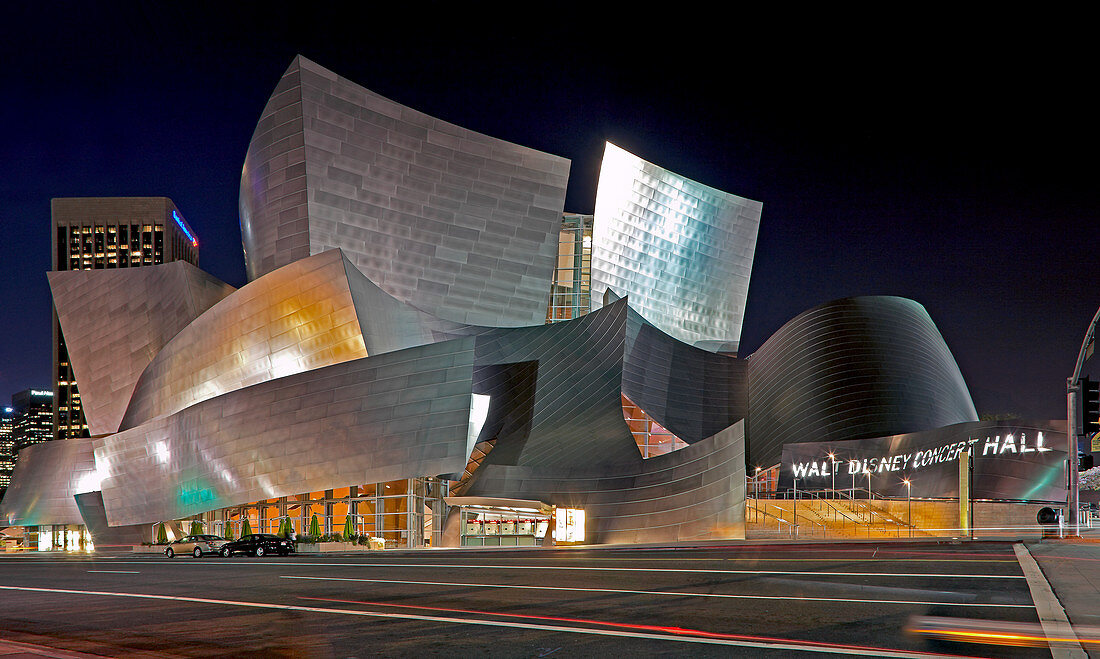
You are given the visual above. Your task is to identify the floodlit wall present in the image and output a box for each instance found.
[591,142,761,353]
[240,55,569,326]
[98,338,477,526]
[48,261,235,435]
[0,438,97,526]
[460,420,746,543]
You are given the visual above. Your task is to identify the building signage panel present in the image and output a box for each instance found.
[779,420,1067,501]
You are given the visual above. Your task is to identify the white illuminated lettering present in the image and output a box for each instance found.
[808,462,821,477]
[792,463,810,478]
[848,460,861,474]
[1000,434,1017,454]
[1037,432,1052,452]
[1020,432,1035,453]
[892,455,904,470]
[983,436,999,456]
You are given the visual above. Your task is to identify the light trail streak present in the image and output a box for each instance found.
[0,584,977,657]
[280,575,1033,608]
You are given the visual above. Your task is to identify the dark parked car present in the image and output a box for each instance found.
[219,533,294,557]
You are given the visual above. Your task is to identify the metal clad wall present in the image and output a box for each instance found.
[97,338,477,526]
[241,56,570,327]
[462,420,746,543]
[747,296,978,467]
[622,305,748,442]
[121,250,369,430]
[0,438,97,526]
[591,143,761,353]
[471,299,641,469]
[48,262,235,436]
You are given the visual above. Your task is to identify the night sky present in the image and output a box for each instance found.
[1,6,1096,420]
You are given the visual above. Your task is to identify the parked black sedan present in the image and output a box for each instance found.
[219,533,294,557]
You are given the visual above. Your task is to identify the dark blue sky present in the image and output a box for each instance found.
[1,6,1096,419]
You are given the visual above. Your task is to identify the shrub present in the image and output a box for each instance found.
[155,522,168,545]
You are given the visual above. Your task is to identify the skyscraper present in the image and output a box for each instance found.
[0,405,14,490]
[11,389,53,454]
[51,198,199,440]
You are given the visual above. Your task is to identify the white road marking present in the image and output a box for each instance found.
[1013,543,1087,659]
[86,570,139,574]
[0,584,970,657]
[280,575,1032,608]
[61,560,1023,579]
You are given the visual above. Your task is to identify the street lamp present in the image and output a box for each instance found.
[828,452,836,498]
[903,478,912,538]
[754,466,761,522]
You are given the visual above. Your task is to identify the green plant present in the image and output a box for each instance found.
[155,522,168,544]
[278,517,293,539]
[309,514,321,537]
[189,520,203,536]
[342,515,354,540]
[240,518,253,536]
[223,522,235,541]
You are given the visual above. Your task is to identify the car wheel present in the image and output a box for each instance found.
[220,547,231,558]
[254,546,265,557]
[165,547,174,558]
[193,547,202,559]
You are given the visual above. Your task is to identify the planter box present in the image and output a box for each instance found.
[295,539,384,553]
[133,545,168,554]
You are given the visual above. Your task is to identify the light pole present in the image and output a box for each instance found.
[828,452,836,498]
[903,478,912,538]
[754,466,761,522]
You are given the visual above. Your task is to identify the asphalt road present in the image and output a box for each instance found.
[0,542,1052,658]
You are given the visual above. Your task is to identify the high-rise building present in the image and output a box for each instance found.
[51,198,199,440]
[0,406,14,490]
[11,389,53,454]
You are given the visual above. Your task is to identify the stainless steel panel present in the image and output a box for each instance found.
[747,296,979,467]
[48,261,235,435]
[458,420,746,543]
[241,56,569,327]
[0,438,98,526]
[591,143,762,353]
[97,338,477,526]
[121,250,369,430]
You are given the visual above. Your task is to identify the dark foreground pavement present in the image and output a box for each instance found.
[0,538,1095,657]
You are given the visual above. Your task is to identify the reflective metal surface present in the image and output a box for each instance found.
[459,420,746,543]
[241,55,570,327]
[48,261,235,435]
[623,303,747,443]
[747,296,979,467]
[0,438,97,526]
[590,142,762,353]
[121,249,369,430]
[97,338,477,526]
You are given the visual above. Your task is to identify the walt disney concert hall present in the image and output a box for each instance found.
[2,56,1063,550]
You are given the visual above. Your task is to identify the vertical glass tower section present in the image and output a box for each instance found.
[50,197,199,440]
[590,143,762,354]
[545,213,592,322]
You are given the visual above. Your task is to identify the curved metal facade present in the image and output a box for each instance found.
[458,420,746,543]
[0,438,98,526]
[48,261,235,436]
[746,296,978,467]
[240,55,570,327]
[622,304,747,443]
[98,338,477,526]
[121,249,369,430]
[590,142,762,353]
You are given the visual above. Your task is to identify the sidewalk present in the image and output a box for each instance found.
[1027,530,1100,658]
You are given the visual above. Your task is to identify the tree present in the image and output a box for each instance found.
[342,514,355,540]
[155,522,168,544]
[240,518,253,537]
[189,520,203,536]
[223,520,235,541]
[309,513,321,537]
